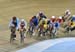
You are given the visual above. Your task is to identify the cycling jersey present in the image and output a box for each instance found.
[70,22,75,27]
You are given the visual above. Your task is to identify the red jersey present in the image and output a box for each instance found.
[50,18,56,23]
[20,22,25,29]
[57,18,63,24]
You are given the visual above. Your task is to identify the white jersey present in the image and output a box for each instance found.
[18,20,27,29]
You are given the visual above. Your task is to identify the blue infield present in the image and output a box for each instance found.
[16,37,75,52]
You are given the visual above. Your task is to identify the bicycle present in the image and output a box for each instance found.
[19,28,26,43]
[10,26,16,43]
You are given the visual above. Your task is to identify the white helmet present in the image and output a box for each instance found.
[21,19,24,22]
[42,18,45,20]
[39,11,43,14]
[65,9,70,13]
[59,16,62,19]
[66,9,70,12]
[39,11,44,15]
[51,16,55,18]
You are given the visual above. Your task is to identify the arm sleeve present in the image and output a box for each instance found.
[16,18,20,30]
[9,19,12,28]
[24,20,27,28]
[18,22,21,29]
[17,18,20,27]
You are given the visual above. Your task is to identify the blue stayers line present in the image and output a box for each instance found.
[17,37,75,52]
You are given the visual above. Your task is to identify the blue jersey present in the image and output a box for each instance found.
[32,17,39,26]
[72,17,75,21]
[54,22,60,29]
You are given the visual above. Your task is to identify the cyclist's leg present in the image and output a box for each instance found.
[13,28,16,40]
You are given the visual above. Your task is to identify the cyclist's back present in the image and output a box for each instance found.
[9,16,19,30]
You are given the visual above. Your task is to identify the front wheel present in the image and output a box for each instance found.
[10,32,16,43]
[20,31,25,43]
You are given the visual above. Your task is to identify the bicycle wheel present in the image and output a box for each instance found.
[10,33,14,43]
[20,31,24,43]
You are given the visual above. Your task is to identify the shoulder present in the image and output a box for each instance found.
[17,17,19,19]
[68,12,71,14]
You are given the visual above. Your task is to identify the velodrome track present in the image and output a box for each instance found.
[17,37,75,52]
[0,0,75,52]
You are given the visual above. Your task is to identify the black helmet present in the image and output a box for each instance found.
[32,16,36,19]
[12,16,16,20]
[33,16,36,18]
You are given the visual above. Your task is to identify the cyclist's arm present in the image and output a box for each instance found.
[9,19,13,28]
[16,18,20,30]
